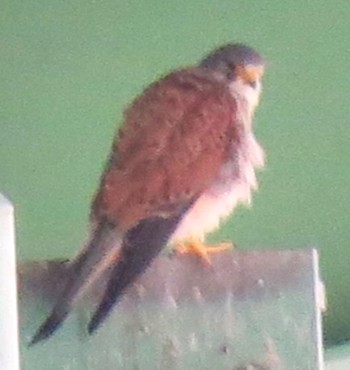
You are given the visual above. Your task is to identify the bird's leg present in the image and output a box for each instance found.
[175,237,233,265]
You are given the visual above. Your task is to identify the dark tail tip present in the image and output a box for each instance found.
[87,317,98,335]
[87,305,108,335]
[28,311,68,347]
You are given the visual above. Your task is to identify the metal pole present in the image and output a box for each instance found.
[0,194,20,370]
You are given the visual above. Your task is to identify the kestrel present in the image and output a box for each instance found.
[30,43,265,345]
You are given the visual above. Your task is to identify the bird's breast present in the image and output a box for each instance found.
[170,130,265,244]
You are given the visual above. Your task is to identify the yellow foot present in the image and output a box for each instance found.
[175,239,233,265]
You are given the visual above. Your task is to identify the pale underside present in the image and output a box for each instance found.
[170,88,265,244]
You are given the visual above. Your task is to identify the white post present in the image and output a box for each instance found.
[0,194,20,370]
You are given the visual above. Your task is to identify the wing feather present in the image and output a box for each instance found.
[92,68,239,229]
[30,67,241,343]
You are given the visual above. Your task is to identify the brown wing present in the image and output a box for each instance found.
[92,68,240,230]
[30,68,242,344]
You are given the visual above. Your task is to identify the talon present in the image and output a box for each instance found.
[175,238,233,265]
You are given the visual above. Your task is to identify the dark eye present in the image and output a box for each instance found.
[225,69,235,81]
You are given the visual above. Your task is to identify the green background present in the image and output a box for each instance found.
[1,0,350,345]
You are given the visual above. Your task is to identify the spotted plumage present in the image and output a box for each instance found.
[30,43,266,345]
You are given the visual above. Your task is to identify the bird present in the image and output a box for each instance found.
[30,42,266,345]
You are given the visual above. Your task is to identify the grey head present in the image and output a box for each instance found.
[199,43,265,87]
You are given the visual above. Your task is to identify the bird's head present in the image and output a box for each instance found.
[199,43,265,111]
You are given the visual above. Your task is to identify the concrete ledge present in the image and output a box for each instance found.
[19,249,323,369]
